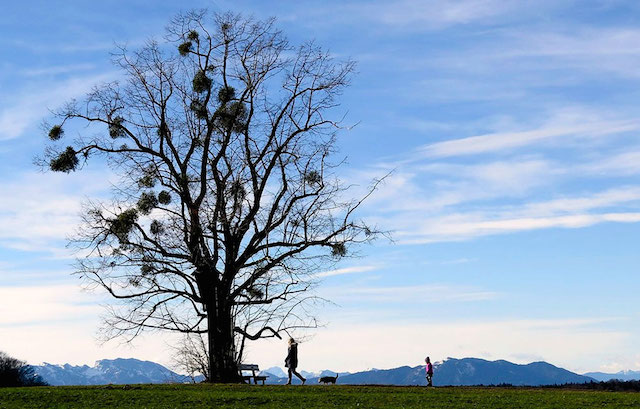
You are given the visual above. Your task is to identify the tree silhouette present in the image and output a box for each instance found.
[0,352,47,387]
[41,10,380,382]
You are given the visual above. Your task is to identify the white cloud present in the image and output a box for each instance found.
[0,320,182,368]
[0,72,114,140]
[359,171,640,243]
[21,63,97,77]
[353,0,557,30]
[414,119,639,159]
[0,284,100,326]
[0,282,181,368]
[352,102,640,244]
[518,28,640,57]
[395,212,640,244]
[316,265,379,278]
[0,171,112,252]
[583,149,640,176]
[354,157,558,217]
[500,28,640,78]
[519,187,640,216]
[321,283,498,303]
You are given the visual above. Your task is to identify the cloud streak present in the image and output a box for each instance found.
[315,265,379,278]
[0,72,114,140]
[322,283,498,303]
[414,119,639,159]
[0,171,111,253]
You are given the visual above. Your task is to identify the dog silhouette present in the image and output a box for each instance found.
[318,373,339,384]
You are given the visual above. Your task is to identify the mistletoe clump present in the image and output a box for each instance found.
[140,264,154,276]
[331,242,346,257]
[137,174,155,188]
[304,171,322,186]
[157,190,172,205]
[217,86,235,103]
[109,209,139,243]
[187,30,199,41]
[49,146,79,173]
[109,116,126,138]
[229,180,246,199]
[192,70,212,94]
[215,101,247,133]
[137,192,158,215]
[178,41,192,56]
[48,125,64,141]
[190,99,208,120]
[150,219,164,235]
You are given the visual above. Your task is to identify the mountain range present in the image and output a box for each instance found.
[31,357,639,386]
[266,358,595,386]
[32,358,191,385]
[583,370,640,382]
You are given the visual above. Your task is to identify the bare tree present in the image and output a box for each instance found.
[41,10,380,382]
[171,333,210,382]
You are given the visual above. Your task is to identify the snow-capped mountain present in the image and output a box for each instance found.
[32,358,189,386]
[261,366,287,378]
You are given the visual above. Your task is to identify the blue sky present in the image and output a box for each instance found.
[1,0,640,374]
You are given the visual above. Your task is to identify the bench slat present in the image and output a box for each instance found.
[239,364,268,385]
[239,364,260,371]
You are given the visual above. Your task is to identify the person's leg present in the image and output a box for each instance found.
[427,374,432,386]
[292,368,306,384]
[286,368,293,385]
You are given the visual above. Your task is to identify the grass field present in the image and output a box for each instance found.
[1,384,640,408]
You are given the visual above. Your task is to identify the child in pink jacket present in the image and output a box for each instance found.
[425,357,433,386]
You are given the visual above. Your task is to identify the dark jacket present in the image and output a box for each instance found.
[285,343,298,368]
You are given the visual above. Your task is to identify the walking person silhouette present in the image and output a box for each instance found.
[425,357,434,386]
[285,338,306,385]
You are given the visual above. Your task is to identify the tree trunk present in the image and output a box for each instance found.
[206,300,242,383]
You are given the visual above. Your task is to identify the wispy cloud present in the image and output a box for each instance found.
[396,212,640,244]
[323,283,498,303]
[0,171,111,252]
[379,185,640,244]
[0,72,115,140]
[413,119,639,159]
[583,149,640,176]
[0,284,100,326]
[21,63,97,77]
[315,265,379,278]
[344,0,563,30]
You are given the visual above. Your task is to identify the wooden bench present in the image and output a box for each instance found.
[239,364,268,385]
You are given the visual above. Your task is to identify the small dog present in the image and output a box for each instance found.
[318,373,339,385]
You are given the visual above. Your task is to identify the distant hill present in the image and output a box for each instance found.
[584,370,640,382]
[32,357,596,386]
[32,358,190,386]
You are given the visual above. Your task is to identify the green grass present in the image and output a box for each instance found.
[1,384,640,408]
